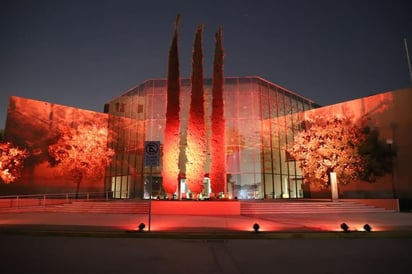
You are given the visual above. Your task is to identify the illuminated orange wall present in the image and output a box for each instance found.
[304,87,412,198]
[4,84,411,200]
[3,96,109,194]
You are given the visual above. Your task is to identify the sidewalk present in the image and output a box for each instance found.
[1,211,412,237]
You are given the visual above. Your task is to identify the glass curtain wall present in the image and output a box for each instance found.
[259,78,314,199]
[225,78,262,199]
[105,80,165,198]
[231,77,315,199]
[105,77,316,199]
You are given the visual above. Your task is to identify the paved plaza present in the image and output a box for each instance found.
[2,234,411,274]
[2,210,412,273]
[1,211,412,236]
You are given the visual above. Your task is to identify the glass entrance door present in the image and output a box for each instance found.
[111,176,130,199]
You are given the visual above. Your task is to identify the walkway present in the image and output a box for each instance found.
[1,211,412,236]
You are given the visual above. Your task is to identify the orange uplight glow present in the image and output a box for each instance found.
[334,222,382,232]
[144,215,275,232]
[162,133,180,195]
[186,130,206,195]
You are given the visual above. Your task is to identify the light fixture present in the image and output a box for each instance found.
[363,224,372,232]
[253,223,260,232]
[340,223,349,232]
[138,222,146,232]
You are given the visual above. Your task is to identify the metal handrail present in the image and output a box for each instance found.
[0,191,117,208]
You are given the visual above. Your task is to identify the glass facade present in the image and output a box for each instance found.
[105,76,318,199]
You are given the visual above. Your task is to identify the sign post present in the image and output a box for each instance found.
[144,141,160,232]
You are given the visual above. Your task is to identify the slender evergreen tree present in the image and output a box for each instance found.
[162,15,181,197]
[186,24,206,197]
[210,25,226,196]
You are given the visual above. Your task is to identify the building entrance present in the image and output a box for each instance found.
[111,176,130,199]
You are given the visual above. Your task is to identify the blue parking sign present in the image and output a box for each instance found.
[144,141,160,166]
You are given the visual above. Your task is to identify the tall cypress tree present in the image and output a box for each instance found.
[162,14,181,197]
[186,24,206,197]
[210,25,226,195]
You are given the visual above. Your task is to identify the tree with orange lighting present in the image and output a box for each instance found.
[0,142,28,184]
[210,25,226,196]
[186,23,206,197]
[48,124,114,197]
[287,115,366,187]
[162,14,182,198]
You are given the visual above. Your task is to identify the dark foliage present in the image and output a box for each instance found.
[358,126,395,182]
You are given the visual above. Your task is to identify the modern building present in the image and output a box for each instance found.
[104,76,318,200]
[2,77,412,203]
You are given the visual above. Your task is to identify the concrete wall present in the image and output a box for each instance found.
[2,96,109,195]
[304,88,412,199]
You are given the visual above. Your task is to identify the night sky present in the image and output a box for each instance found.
[1,0,411,129]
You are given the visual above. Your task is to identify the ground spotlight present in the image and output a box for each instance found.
[253,223,260,232]
[340,223,349,232]
[138,222,146,232]
[363,224,372,232]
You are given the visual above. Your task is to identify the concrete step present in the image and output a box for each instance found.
[240,201,395,214]
[47,201,150,214]
[0,200,395,215]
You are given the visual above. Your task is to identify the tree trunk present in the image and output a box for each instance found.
[75,174,82,199]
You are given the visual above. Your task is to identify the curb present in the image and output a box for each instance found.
[2,227,412,239]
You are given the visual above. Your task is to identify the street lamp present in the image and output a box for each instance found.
[386,139,396,198]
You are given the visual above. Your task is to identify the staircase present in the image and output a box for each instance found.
[0,200,149,214]
[240,200,395,215]
[0,200,395,215]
